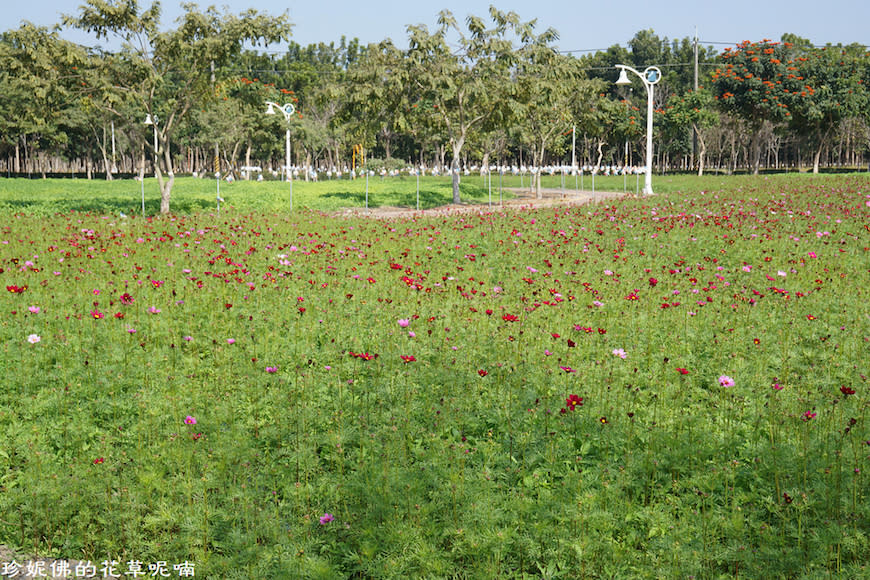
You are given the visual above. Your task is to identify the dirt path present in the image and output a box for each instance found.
[332,187,628,219]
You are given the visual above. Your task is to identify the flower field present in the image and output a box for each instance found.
[1,174,868,578]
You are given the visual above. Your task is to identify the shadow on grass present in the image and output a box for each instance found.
[0,196,218,216]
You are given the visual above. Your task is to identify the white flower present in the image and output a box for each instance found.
[27,334,41,344]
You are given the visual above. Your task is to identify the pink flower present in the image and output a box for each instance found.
[802,410,816,421]
[319,513,334,525]
[718,375,735,388]
[28,306,40,314]
[612,348,627,359]
[184,415,197,425]
[227,338,235,344]
[266,366,278,373]
[397,318,410,328]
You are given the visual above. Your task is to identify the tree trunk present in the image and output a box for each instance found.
[696,126,707,177]
[244,141,252,180]
[451,158,461,204]
[450,136,465,204]
[595,141,604,173]
[533,142,546,199]
[156,136,175,214]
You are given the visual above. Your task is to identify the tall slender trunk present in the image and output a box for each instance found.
[156,136,175,214]
[244,141,252,180]
[450,136,465,204]
[695,126,706,176]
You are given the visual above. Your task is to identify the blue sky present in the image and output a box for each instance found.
[7,0,869,54]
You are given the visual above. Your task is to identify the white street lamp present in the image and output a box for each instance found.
[615,64,661,195]
[265,101,296,211]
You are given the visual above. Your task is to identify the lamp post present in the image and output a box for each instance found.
[142,114,158,216]
[615,64,661,195]
[264,101,295,211]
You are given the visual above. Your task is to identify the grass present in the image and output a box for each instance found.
[0,173,867,578]
[0,174,503,216]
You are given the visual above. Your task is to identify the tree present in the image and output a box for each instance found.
[514,39,581,197]
[344,40,408,164]
[65,0,291,213]
[0,24,87,176]
[404,8,532,204]
[710,39,796,174]
[659,89,718,174]
[784,41,868,173]
[571,83,628,170]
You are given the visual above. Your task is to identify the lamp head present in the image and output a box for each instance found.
[143,114,154,125]
[265,102,276,115]
[615,68,631,85]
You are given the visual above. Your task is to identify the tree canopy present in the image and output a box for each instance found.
[1,9,868,211]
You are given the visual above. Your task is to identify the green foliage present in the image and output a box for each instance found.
[63,0,292,213]
[0,24,88,162]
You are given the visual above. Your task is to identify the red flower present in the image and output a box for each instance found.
[502,314,518,322]
[120,293,134,305]
[477,369,488,377]
[648,277,658,287]
[565,394,584,410]
[93,457,104,465]
[400,355,416,363]
[676,367,689,375]
[840,386,855,396]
